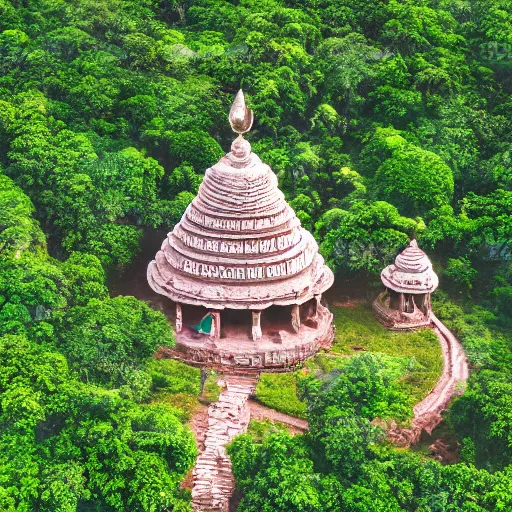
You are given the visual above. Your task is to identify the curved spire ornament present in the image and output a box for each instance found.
[229,89,253,135]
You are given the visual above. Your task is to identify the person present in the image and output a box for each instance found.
[192,312,213,335]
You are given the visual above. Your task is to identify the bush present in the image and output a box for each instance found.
[149,358,201,395]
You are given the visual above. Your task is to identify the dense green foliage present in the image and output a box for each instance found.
[0,176,197,510]
[255,372,307,418]
[0,0,509,273]
[255,305,442,419]
[1,0,511,509]
[229,353,512,511]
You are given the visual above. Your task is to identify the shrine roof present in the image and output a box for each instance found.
[147,90,334,309]
[380,240,439,295]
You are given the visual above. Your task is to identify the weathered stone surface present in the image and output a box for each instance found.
[381,239,439,294]
[158,302,334,371]
[147,112,333,310]
[148,90,334,371]
[192,376,257,512]
[373,239,439,330]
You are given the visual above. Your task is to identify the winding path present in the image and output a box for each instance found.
[248,400,309,432]
[388,314,469,446]
[189,315,469,509]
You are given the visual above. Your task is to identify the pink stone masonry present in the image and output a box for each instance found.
[381,239,439,295]
[147,90,334,371]
[147,139,334,310]
[373,239,439,330]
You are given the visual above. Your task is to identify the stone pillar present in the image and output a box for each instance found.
[210,311,221,340]
[404,294,414,313]
[252,311,262,341]
[416,293,426,315]
[398,292,405,313]
[175,303,183,333]
[291,304,300,333]
[313,295,320,318]
[424,293,432,317]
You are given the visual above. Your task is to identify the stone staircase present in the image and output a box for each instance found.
[192,375,258,511]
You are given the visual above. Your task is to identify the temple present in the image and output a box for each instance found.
[373,240,439,329]
[147,90,334,370]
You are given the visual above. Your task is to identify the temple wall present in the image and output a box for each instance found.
[168,245,315,281]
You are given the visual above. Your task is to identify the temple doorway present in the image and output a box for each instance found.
[220,309,252,339]
[261,304,294,334]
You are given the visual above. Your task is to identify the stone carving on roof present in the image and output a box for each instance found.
[380,239,439,294]
[147,90,334,310]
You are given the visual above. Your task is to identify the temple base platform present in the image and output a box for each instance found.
[373,291,432,331]
[157,306,334,372]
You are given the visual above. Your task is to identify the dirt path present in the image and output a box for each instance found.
[186,314,469,510]
[389,314,469,446]
[248,400,309,432]
[248,312,469,448]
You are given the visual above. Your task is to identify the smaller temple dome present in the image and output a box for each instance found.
[394,239,432,274]
[381,240,439,294]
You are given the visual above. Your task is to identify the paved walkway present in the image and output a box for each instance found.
[389,314,469,446]
[190,315,470,510]
[248,400,308,431]
[191,375,257,511]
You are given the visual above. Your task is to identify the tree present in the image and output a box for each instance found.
[61,252,108,306]
[0,174,45,257]
[444,257,478,294]
[57,296,174,390]
[229,432,322,512]
[317,200,423,275]
[363,128,454,217]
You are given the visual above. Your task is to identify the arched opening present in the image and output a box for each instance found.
[404,294,415,313]
[220,309,252,339]
[261,304,294,334]
[388,289,402,311]
[181,304,209,333]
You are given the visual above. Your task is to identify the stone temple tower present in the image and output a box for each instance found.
[373,239,439,329]
[147,90,334,371]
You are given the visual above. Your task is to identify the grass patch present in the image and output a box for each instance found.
[149,358,201,395]
[150,391,199,421]
[331,305,442,403]
[148,359,202,421]
[255,373,307,418]
[202,371,222,402]
[255,305,443,419]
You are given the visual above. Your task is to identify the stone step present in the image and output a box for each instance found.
[192,386,252,511]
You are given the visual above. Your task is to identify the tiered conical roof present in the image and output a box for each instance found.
[381,240,438,294]
[147,91,334,310]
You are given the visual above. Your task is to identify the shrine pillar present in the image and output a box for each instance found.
[291,304,301,333]
[313,295,320,318]
[175,303,183,333]
[209,311,221,340]
[252,311,262,341]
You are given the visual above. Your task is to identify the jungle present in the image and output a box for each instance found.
[0,0,511,510]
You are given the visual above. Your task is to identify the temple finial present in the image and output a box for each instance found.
[229,89,253,135]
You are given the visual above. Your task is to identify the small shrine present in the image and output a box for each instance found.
[147,90,334,370]
[373,240,439,329]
